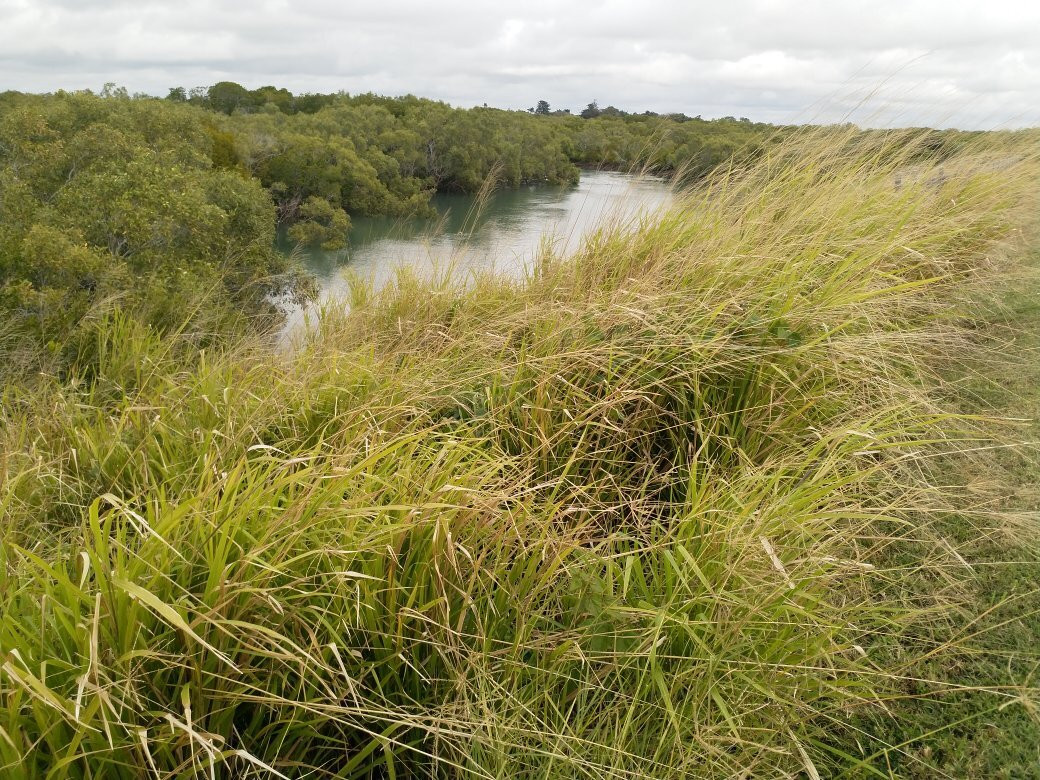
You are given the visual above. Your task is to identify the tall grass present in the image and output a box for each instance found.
[1,127,1037,778]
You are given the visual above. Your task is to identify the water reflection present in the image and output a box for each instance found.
[281,170,674,334]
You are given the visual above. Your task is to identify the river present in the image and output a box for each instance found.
[281,170,674,333]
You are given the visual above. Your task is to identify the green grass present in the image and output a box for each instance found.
[839,249,1040,778]
[1,127,1038,778]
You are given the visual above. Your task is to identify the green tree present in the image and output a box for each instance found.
[0,92,301,364]
[287,196,351,250]
[580,101,601,119]
[207,81,253,114]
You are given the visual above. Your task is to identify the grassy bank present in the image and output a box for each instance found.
[1,128,1038,778]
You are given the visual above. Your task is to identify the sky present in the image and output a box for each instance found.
[1,0,1038,129]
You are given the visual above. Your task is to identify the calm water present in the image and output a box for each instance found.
[282,170,674,332]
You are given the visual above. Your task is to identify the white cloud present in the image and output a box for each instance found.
[0,0,1037,128]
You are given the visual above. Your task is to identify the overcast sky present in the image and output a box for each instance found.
[1,0,1037,129]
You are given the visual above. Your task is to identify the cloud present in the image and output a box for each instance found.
[0,0,1037,128]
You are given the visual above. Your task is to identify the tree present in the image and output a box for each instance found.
[535,100,551,115]
[208,81,253,114]
[287,196,351,250]
[99,82,129,99]
[0,93,297,360]
[166,87,187,102]
[580,101,601,119]
[253,85,294,113]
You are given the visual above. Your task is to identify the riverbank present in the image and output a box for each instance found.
[1,127,1037,778]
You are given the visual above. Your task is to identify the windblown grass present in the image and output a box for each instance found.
[1,127,1038,778]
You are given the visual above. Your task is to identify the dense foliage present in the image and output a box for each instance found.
[0,90,303,368]
[183,84,778,197]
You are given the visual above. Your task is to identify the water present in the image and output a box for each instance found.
[282,170,674,331]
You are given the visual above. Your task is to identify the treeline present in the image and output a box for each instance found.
[172,80,779,186]
[177,84,781,235]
